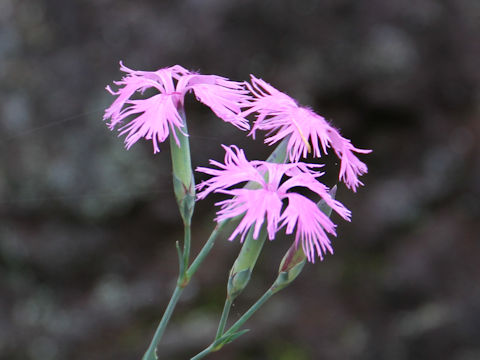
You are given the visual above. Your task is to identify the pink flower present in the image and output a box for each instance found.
[243,75,371,191]
[104,62,251,152]
[104,62,189,153]
[196,145,351,262]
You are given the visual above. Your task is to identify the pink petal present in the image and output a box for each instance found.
[196,145,264,199]
[216,188,283,242]
[186,75,252,130]
[280,193,336,262]
[116,94,185,153]
[279,172,351,221]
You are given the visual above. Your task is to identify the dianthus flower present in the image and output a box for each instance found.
[196,145,351,262]
[104,62,251,153]
[242,76,371,191]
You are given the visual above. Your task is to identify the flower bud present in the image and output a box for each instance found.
[227,225,267,300]
[272,186,337,294]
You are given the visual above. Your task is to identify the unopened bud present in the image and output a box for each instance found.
[227,224,267,299]
[272,186,337,294]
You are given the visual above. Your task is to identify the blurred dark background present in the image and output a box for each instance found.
[1,0,479,359]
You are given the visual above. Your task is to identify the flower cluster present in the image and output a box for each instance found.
[104,63,371,262]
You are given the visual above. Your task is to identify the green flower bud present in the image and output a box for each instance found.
[272,186,337,294]
[227,224,267,299]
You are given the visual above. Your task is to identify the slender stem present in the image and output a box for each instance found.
[225,288,274,335]
[215,298,233,340]
[183,223,191,275]
[190,288,275,360]
[142,285,184,360]
[190,344,216,360]
[143,221,191,360]
[142,222,226,360]
[186,221,226,279]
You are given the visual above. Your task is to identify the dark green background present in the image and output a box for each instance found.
[1,0,479,359]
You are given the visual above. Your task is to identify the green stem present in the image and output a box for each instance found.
[186,221,226,279]
[183,223,191,276]
[142,222,226,360]
[142,285,184,360]
[190,288,275,360]
[224,288,274,336]
[215,298,232,340]
[143,221,192,360]
[190,344,216,360]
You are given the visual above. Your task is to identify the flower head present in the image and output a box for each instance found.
[196,145,351,262]
[243,75,371,191]
[104,62,189,153]
[104,62,251,152]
